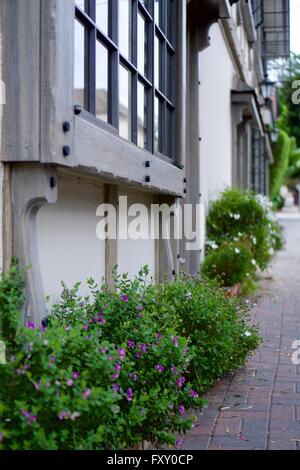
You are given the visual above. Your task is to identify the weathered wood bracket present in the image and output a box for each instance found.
[11,164,58,324]
[188,0,231,51]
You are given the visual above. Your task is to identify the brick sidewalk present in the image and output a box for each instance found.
[183,218,300,450]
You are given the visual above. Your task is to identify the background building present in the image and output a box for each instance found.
[0,0,290,322]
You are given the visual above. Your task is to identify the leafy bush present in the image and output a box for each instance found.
[206,189,282,270]
[201,242,255,287]
[270,129,291,201]
[0,265,260,450]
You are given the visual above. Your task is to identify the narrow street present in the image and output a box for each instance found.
[183,215,300,450]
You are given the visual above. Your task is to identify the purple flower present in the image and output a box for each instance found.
[72,371,80,379]
[25,321,35,330]
[99,318,106,325]
[183,348,189,355]
[177,377,186,388]
[33,381,41,391]
[83,388,91,399]
[83,325,88,331]
[40,325,46,332]
[137,306,144,311]
[49,355,56,364]
[58,411,70,421]
[97,311,104,317]
[20,408,37,425]
[189,389,199,398]
[137,313,143,319]
[93,316,99,323]
[171,366,179,375]
[115,363,122,372]
[128,340,135,349]
[155,364,165,373]
[135,353,142,359]
[121,295,129,303]
[118,348,126,359]
[0,432,3,442]
[67,379,74,387]
[156,333,162,343]
[173,336,179,347]
[113,383,120,393]
[175,439,183,449]
[179,404,185,414]
[65,326,71,332]
[100,347,108,354]
[126,388,133,401]
[112,374,119,380]
[129,372,137,381]
[138,343,147,353]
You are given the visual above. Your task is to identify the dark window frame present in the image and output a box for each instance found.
[74,0,176,161]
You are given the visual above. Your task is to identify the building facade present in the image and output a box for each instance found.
[0,0,290,323]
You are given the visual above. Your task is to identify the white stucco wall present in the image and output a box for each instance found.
[117,188,156,279]
[199,23,235,208]
[36,174,106,305]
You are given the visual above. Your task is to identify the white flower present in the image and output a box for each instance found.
[268,247,274,256]
[245,299,250,305]
[252,236,257,245]
[238,232,242,237]
[244,331,252,337]
[234,214,240,220]
[251,259,257,266]
[43,340,49,346]
[234,248,240,254]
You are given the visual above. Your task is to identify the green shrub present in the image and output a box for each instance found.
[201,242,255,287]
[206,189,282,272]
[0,265,260,450]
[270,129,291,201]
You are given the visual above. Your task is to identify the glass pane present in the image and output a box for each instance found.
[154,96,159,152]
[138,82,147,149]
[96,0,108,35]
[119,0,131,60]
[154,35,159,89]
[167,50,174,100]
[138,13,147,76]
[119,65,131,140]
[75,0,85,11]
[154,0,160,26]
[166,0,175,44]
[166,106,175,159]
[74,19,85,109]
[96,41,108,122]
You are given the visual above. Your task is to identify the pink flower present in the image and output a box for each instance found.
[100,347,108,353]
[137,313,143,319]
[83,325,88,331]
[58,411,70,421]
[65,326,71,332]
[113,383,120,393]
[67,379,74,387]
[83,388,91,399]
[155,364,165,373]
[189,389,199,398]
[175,439,183,449]
[171,366,179,375]
[72,371,80,379]
[179,404,185,414]
[138,343,147,353]
[25,321,35,330]
[121,295,129,302]
[99,318,106,325]
[137,306,144,311]
[126,388,133,401]
[173,336,179,347]
[129,372,137,381]
[20,408,37,425]
[118,348,126,359]
[128,340,135,349]
[177,377,186,388]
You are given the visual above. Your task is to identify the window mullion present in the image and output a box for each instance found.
[131,0,138,144]
[109,0,119,128]
[147,0,155,153]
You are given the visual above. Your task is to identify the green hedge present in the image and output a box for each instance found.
[270,129,291,201]
[0,265,260,450]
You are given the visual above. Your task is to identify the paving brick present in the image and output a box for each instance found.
[270,405,295,420]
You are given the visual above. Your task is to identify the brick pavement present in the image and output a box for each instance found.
[183,217,300,450]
